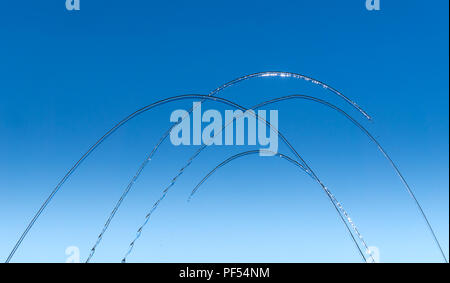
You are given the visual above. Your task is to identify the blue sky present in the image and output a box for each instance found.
[0,1,448,262]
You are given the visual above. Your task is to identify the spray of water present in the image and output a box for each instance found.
[8,73,444,263]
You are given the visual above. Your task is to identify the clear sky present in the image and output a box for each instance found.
[0,1,448,263]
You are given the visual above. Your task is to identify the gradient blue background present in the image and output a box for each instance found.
[0,1,448,262]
